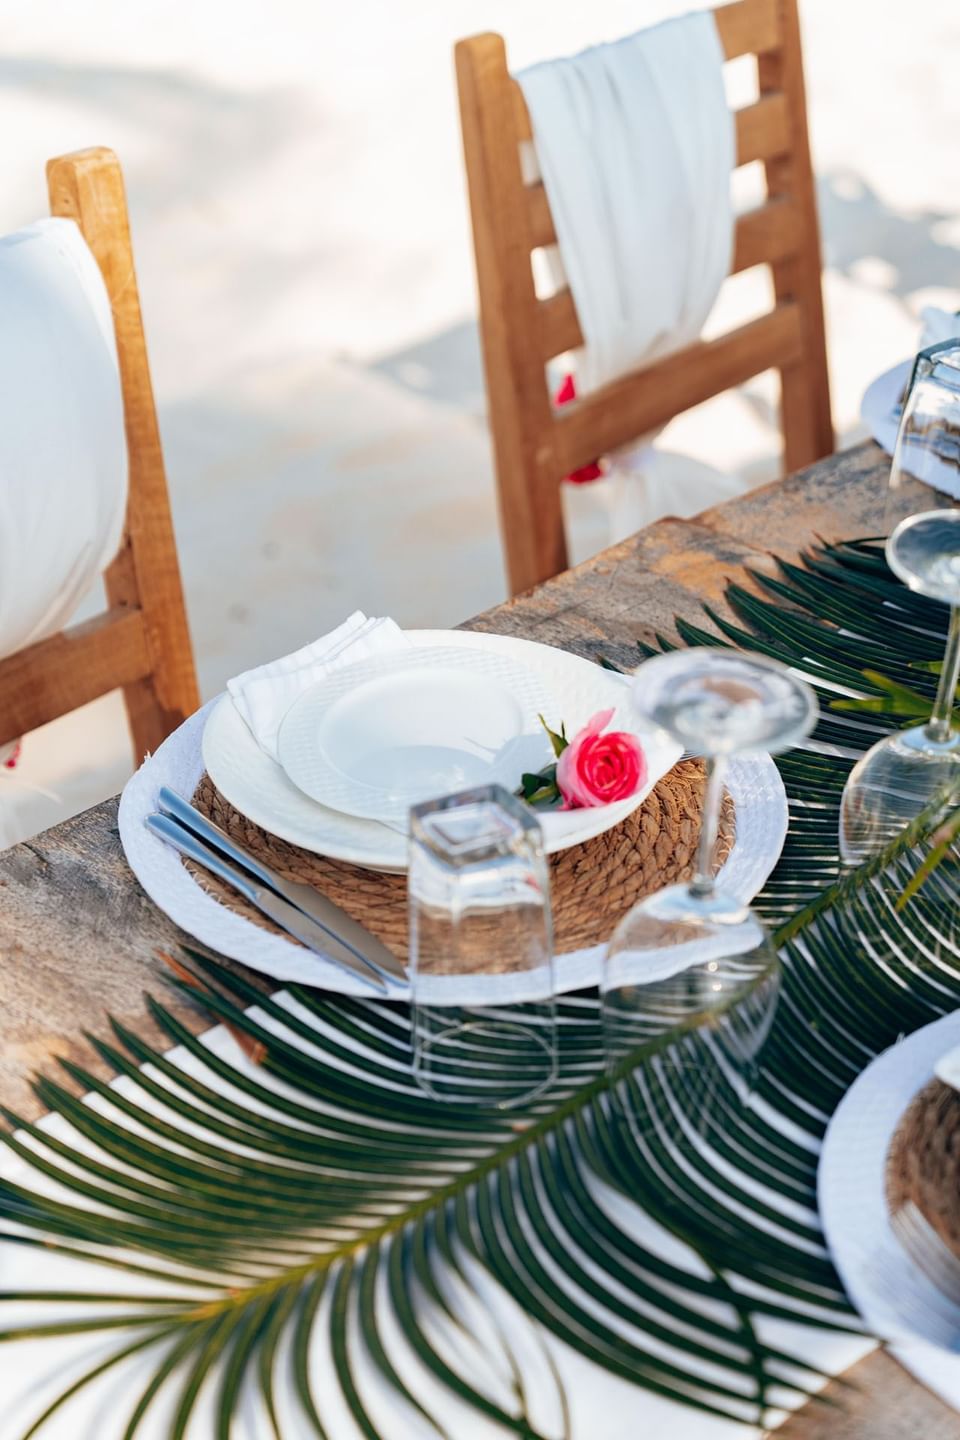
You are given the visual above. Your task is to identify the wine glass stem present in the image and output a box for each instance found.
[691,754,726,898]
[925,606,960,745]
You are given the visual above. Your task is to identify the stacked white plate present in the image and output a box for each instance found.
[202,629,683,872]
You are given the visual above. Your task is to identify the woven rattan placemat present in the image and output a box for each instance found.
[186,758,735,962]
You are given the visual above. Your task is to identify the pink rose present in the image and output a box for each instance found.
[555,708,646,809]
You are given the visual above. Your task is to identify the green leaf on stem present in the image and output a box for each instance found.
[538,713,569,758]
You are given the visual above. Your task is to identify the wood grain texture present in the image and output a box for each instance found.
[0,797,216,1121]
[778,1352,960,1438]
[455,33,568,595]
[456,0,832,595]
[44,147,200,761]
[0,440,948,1437]
[758,0,834,471]
[0,609,150,742]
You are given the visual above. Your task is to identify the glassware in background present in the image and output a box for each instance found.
[601,649,817,1114]
[408,784,556,1108]
[840,342,960,864]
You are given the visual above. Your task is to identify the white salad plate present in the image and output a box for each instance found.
[201,629,683,872]
[276,645,555,826]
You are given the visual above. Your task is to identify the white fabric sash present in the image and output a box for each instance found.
[517,11,735,393]
[0,217,127,660]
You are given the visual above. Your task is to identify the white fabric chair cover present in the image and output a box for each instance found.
[0,217,127,661]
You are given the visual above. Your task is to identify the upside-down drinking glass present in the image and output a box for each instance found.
[601,649,817,1100]
[408,783,556,1109]
[840,341,960,864]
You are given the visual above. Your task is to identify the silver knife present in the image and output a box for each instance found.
[156,786,404,984]
[145,811,393,994]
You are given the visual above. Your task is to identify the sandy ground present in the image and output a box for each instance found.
[0,0,958,846]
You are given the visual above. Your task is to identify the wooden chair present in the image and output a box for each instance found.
[456,0,833,595]
[0,148,199,761]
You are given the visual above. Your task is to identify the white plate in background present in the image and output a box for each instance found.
[820,1010,960,1404]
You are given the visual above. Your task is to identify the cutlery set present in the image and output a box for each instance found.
[146,786,404,994]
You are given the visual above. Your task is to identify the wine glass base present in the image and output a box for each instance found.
[605,885,772,989]
[839,724,960,865]
[601,884,780,1101]
[643,882,750,927]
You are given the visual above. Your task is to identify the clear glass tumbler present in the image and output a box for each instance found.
[408,783,556,1108]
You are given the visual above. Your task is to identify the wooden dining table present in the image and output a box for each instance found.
[3,436,960,1439]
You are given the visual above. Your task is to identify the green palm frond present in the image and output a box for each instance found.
[1,539,958,1438]
[648,538,957,738]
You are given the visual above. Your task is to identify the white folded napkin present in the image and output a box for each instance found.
[227,611,410,761]
[517,12,734,394]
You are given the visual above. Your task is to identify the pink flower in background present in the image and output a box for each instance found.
[554,373,603,484]
[556,708,646,809]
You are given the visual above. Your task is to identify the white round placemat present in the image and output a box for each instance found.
[201,630,682,871]
[819,1010,960,1408]
[119,699,788,1001]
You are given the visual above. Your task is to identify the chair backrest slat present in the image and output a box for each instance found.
[535,194,804,362]
[457,0,832,595]
[558,304,804,475]
[0,610,151,743]
[0,148,199,757]
[715,0,781,59]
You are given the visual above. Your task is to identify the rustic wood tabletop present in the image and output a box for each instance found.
[2,437,958,1437]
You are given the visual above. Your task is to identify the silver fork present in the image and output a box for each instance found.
[891,1201,960,1308]
[860,1203,960,1351]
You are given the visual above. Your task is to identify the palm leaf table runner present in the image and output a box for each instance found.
[1,540,958,1440]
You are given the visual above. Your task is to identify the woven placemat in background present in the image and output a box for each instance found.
[186,758,736,965]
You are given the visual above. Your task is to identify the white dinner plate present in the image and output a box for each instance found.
[276,645,554,825]
[819,1010,960,1394]
[201,630,682,871]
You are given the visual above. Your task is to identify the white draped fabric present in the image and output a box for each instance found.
[517,11,735,394]
[0,217,127,661]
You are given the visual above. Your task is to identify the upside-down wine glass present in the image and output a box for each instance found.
[601,649,817,1109]
[840,341,960,864]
